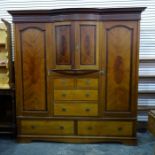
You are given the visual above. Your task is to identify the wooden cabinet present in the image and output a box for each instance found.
[9,7,146,144]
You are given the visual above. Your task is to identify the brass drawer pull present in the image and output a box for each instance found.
[62,108,67,112]
[118,127,123,131]
[87,126,93,130]
[100,69,105,75]
[31,125,36,129]
[59,126,64,130]
[85,108,90,112]
[85,93,90,97]
[62,93,66,97]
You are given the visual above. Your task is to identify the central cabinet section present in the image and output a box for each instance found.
[48,21,99,70]
[53,77,99,116]
[47,21,101,117]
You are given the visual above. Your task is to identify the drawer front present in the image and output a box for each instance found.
[54,90,98,100]
[54,104,98,116]
[78,121,133,136]
[77,79,98,89]
[19,120,74,135]
[54,79,74,89]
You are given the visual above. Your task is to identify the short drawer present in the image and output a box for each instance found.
[54,79,74,89]
[54,104,98,116]
[78,121,133,136]
[54,90,98,100]
[19,120,74,135]
[77,79,98,89]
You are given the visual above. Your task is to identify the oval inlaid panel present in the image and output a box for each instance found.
[114,56,124,84]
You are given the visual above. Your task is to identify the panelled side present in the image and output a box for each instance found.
[15,23,48,115]
[103,21,138,117]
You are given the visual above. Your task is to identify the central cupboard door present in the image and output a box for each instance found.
[50,22,99,70]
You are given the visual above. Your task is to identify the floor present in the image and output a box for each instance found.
[0,132,155,155]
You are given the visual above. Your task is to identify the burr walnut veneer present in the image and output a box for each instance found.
[9,7,146,144]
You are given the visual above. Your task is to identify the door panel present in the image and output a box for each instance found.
[52,22,73,69]
[104,22,137,115]
[76,22,99,70]
[16,24,47,113]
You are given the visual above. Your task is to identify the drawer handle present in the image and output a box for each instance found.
[85,93,90,97]
[62,93,66,97]
[59,126,64,130]
[31,125,36,129]
[85,108,90,112]
[118,127,123,131]
[87,126,93,130]
[100,69,105,75]
[62,108,67,112]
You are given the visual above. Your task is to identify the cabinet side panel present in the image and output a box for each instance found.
[105,23,133,112]
[20,27,46,111]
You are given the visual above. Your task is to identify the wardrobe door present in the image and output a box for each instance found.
[103,21,138,117]
[52,22,74,70]
[75,22,99,70]
[15,23,48,116]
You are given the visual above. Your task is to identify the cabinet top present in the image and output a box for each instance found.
[8,7,146,23]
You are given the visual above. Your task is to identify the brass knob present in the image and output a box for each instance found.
[100,69,105,75]
[85,108,90,112]
[62,108,66,112]
[59,126,64,130]
[62,93,66,97]
[31,125,36,129]
[118,127,123,131]
[85,93,90,97]
[87,126,93,130]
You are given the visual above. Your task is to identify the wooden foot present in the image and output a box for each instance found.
[17,137,32,143]
[121,139,137,145]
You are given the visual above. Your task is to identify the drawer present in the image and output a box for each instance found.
[54,79,74,89]
[54,104,98,116]
[77,79,98,89]
[54,90,98,100]
[19,120,74,135]
[78,121,133,136]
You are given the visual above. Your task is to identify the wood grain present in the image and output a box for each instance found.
[54,103,98,116]
[105,23,133,112]
[20,26,46,111]
[19,120,74,135]
[54,90,98,101]
[78,121,133,136]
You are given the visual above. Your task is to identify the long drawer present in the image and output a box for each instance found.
[78,121,133,136]
[19,120,74,135]
[54,103,98,116]
[54,90,98,100]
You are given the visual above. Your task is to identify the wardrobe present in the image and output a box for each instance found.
[9,7,145,144]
